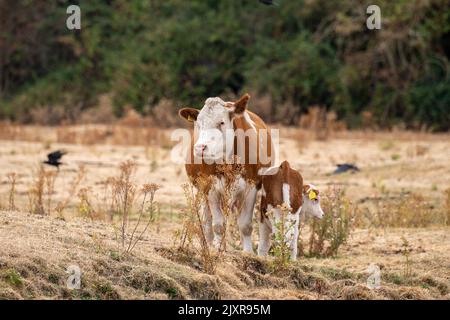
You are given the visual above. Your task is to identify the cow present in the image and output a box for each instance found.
[258,160,324,260]
[178,93,274,253]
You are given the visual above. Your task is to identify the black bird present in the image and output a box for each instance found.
[259,0,278,5]
[43,150,67,169]
[332,163,360,175]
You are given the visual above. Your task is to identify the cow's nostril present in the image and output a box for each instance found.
[195,144,207,154]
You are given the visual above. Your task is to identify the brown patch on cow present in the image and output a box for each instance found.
[261,160,304,222]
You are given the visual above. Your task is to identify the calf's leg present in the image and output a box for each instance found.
[286,207,301,261]
[258,219,272,256]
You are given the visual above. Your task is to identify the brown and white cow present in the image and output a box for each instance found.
[178,93,274,252]
[259,160,324,260]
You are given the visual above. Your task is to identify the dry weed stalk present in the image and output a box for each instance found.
[179,178,217,274]
[29,166,46,215]
[216,159,247,252]
[109,160,160,254]
[6,172,17,211]
[45,170,57,216]
[176,160,250,274]
[126,183,160,253]
[401,236,413,278]
[77,187,95,220]
[54,165,86,217]
[112,160,137,247]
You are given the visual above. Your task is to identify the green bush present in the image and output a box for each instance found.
[0,0,448,130]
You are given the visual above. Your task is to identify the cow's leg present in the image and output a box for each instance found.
[202,202,214,245]
[238,185,257,253]
[208,190,224,250]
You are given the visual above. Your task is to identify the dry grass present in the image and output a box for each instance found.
[55,165,86,217]
[371,193,445,228]
[6,172,17,211]
[0,122,172,147]
[445,188,450,226]
[0,211,448,300]
[0,125,449,299]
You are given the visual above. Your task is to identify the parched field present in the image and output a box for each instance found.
[0,125,449,299]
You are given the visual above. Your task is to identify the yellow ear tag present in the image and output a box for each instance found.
[187,115,194,122]
[308,190,317,200]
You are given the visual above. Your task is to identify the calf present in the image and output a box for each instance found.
[258,160,324,260]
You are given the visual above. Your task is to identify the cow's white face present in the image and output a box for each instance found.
[193,97,235,161]
[179,94,250,162]
[301,184,324,219]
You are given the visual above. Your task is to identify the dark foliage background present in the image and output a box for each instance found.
[0,0,449,130]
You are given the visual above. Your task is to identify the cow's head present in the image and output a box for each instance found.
[301,184,324,219]
[179,94,250,161]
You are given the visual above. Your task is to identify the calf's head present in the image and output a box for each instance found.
[179,94,250,161]
[301,184,324,219]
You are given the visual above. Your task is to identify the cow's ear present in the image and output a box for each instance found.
[303,184,311,194]
[232,93,250,114]
[179,108,199,122]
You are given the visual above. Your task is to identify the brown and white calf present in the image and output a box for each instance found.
[178,94,274,252]
[259,160,324,260]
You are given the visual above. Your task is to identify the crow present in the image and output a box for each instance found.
[332,163,360,175]
[43,150,67,169]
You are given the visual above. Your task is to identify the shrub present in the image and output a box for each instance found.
[3,269,23,287]
[109,160,160,254]
[28,166,57,215]
[270,204,296,270]
[302,186,354,257]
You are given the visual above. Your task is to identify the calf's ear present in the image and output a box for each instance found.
[179,108,199,122]
[303,184,311,194]
[229,93,250,114]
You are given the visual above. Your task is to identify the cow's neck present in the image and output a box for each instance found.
[232,111,257,164]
